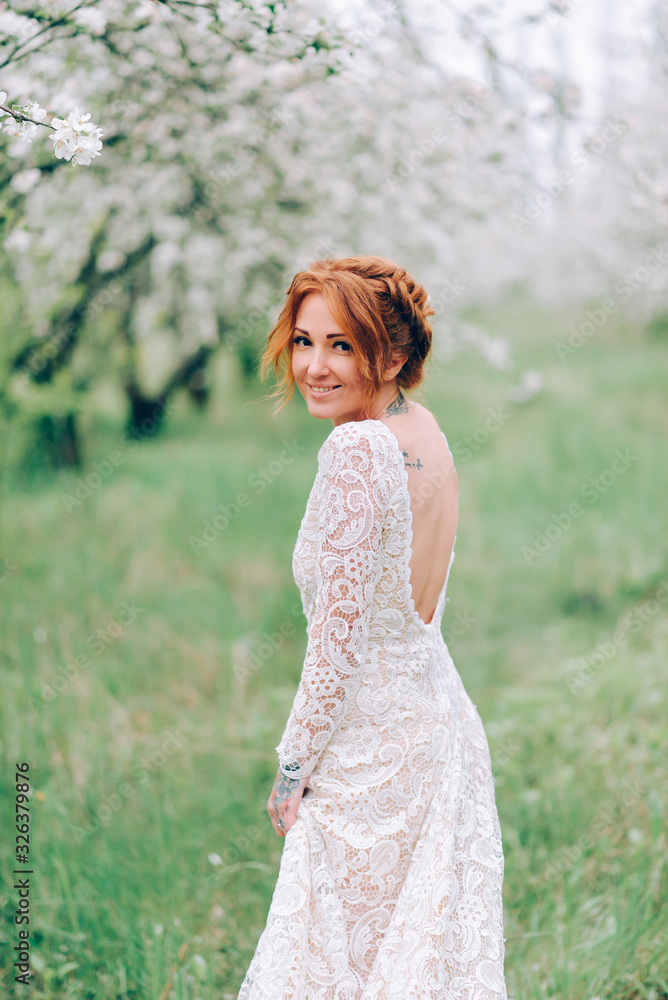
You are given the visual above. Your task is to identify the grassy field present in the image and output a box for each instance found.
[0,294,666,999]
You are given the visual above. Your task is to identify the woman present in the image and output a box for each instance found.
[238,256,508,999]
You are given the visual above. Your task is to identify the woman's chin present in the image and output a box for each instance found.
[303,395,340,419]
[308,405,337,420]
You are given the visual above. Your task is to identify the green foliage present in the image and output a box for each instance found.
[645,312,668,340]
[0,302,667,998]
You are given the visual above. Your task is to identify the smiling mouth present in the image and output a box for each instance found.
[308,385,341,393]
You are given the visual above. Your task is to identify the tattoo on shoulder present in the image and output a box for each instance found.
[384,390,409,416]
[401,449,424,470]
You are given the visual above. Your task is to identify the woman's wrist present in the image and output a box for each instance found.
[273,770,301,813]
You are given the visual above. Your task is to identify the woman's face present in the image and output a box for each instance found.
[291,293,370,425]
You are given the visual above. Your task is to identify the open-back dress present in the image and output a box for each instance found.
[238,418,508,999]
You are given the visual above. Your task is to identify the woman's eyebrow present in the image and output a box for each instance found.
[294,327,347,339]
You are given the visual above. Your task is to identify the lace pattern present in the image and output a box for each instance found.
[239,419,508,999]
[276,423,394,779]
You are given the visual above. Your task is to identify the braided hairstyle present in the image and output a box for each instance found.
[261,255,435,411]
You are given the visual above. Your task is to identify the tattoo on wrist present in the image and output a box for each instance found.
[275,771,300,807]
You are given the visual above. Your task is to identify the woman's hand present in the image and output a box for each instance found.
[267,768,310,837]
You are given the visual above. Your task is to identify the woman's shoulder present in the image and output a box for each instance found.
[320,418,391,449]
[402,401,454,452]
[405,400,443,434]
[316,419,399,473]
[373,401,456,477]
[317,406,448,458]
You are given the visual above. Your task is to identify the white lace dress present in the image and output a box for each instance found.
[238,418,508,1000]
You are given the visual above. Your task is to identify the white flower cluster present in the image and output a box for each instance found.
[0,93,103,166]
[0,95,46,140]
[50,107,103,166]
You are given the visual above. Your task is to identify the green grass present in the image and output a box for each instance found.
[0,297,667,999]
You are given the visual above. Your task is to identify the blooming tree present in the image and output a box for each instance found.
[0,0,663,471]
[0,0,346,466]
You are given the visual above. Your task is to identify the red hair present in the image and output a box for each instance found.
[260,255,434,413]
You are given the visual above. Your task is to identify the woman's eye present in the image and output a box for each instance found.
[291,334,351,352]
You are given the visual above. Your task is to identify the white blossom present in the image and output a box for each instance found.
[507,370,545,404]
[68,107,93,132]
[0,98,44,141]
[73,7,108,35]
[10,168,42,193]
[0,10,39,41]
[4,229,32,252]
[49,107,103,166]
[3,118,39,141]
[24,101,47,122]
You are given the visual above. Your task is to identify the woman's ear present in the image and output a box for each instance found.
[385,355,408,381]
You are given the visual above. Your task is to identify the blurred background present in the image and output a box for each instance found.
[0,0,666,997]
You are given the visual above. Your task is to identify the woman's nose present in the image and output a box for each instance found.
[307,348,330,375]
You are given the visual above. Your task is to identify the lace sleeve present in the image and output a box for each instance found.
[275,423,391,780]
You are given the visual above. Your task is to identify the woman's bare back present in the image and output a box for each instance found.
[377,400,459,626]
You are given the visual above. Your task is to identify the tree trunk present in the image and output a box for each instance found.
[36,413,82,469]
[123,344,214,438]
[124,381,170,440]
[186,363,210,409]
